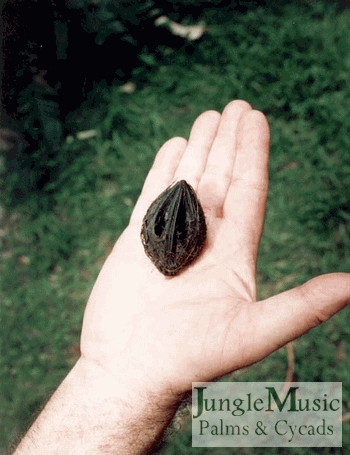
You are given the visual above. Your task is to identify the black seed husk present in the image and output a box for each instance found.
[141,180,207,276]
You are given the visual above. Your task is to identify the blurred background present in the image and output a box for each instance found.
[1,0,350,452]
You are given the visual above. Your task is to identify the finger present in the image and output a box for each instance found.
[130,136,187,226]
[198,100,252,216]
[244,273,350,365]
[223,109,270,258]
[172,110,221,188]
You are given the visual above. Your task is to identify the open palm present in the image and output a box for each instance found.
[81,100,350,397]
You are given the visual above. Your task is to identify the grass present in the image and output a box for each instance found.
[1,1,350,452]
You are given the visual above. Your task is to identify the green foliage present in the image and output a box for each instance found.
[1,1,350,452]
[16,80,63,152]
[68,0,163,45]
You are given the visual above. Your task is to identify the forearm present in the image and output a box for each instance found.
[13,358,181,455]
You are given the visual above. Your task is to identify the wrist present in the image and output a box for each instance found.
[14,357,183,454]
[73,355,184,418]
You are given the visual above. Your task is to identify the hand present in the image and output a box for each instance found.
[80,100,350,398]
[14,100,350,454]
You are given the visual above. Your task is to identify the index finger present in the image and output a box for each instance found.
[223,110,270,256]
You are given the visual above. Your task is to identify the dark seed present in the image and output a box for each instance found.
[141,180,207,276]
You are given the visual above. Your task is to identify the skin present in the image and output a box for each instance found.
[13,100,350,454]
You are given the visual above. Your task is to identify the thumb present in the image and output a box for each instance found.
[249,273,350,361]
